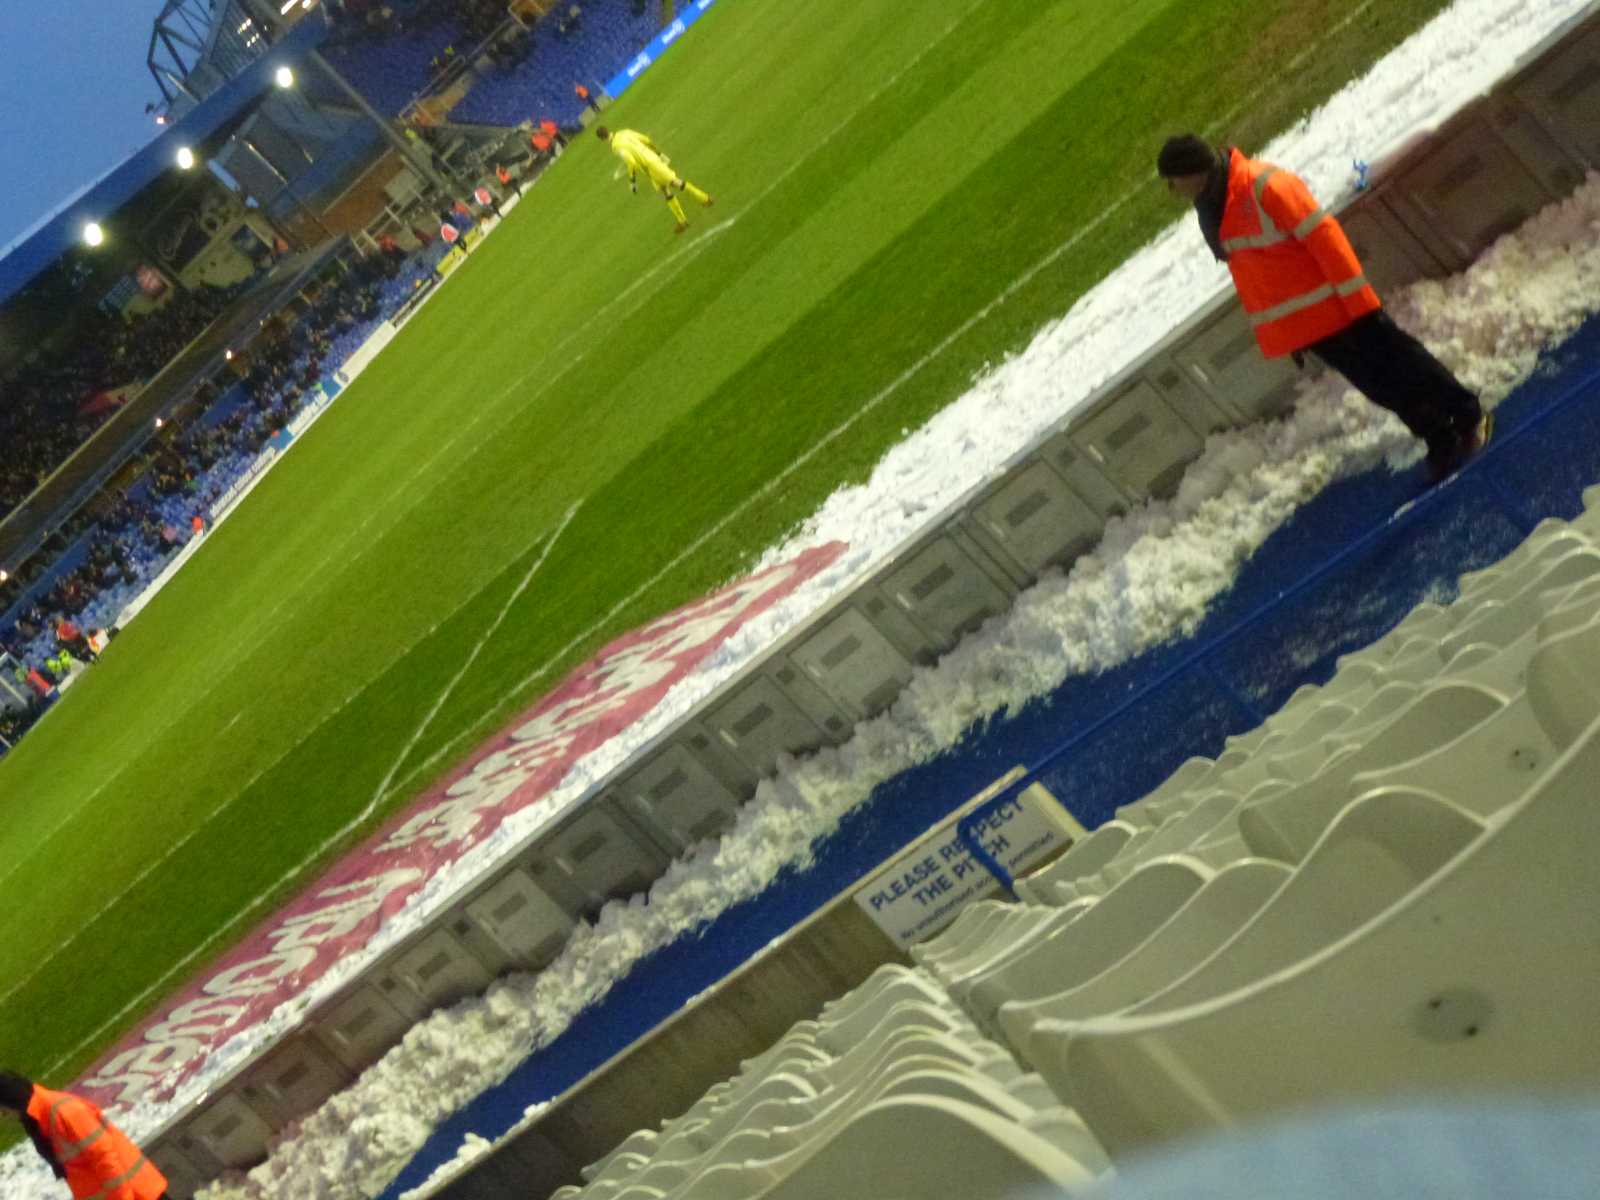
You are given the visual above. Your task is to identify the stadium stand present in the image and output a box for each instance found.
[529,491,1600,1197]
[320,0,526,118]
[322,0,666,130]
[0,236,455,750]
[449,0,668,128]
[0,285,244,521]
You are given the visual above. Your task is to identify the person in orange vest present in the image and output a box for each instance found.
[539,117,567,150]
[1157,134,1489,483]
[575,81,601,113]
[0,1071,168,1199]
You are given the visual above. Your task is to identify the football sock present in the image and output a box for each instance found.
[682,181,711,206]
[667,196,689,225]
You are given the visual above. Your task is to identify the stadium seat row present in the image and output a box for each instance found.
[546,481,1600,1197]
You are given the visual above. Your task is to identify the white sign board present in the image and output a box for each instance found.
[854,778,1085,949]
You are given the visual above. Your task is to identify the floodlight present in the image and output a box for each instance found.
[176,146,197,171]
[275,65,295,88]
[83,222,105,247]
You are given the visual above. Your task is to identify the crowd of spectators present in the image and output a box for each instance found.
[327,0,511,46]
[0,250,411,751]
[0,283,241,520]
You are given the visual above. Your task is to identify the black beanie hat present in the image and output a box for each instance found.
[0,1070,33,1110]
[1157,134,1218,178]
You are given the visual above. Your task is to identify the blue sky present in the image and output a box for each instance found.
[0,3,165,252]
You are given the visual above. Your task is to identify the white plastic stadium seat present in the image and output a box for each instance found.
[1112,788,1486,1020]
[714,1096,1099,1200]
[958,857,1211,1025]
[1014,820,1134,903]
[997,858,1291,1066]
[1036,711,1600,1159]
[1237,681,1504,863]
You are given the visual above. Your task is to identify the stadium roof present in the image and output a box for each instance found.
[0,14,329,312]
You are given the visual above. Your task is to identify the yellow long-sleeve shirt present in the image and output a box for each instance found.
[608,129,677,192]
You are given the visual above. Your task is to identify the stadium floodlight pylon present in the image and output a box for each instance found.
[149,0,275,118]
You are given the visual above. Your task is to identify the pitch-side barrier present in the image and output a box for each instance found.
[122,7,1600,1194]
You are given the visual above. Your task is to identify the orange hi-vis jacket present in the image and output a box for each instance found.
[1220,148,1380,358]
[27,1086,167,1200]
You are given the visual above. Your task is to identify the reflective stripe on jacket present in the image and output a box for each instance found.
[1219,148,1379,357]
[27,1086,167,1200]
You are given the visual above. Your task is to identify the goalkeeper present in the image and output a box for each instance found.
[596,126,714,234]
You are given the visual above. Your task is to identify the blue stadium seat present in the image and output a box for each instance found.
[321,17,468,117]
[450,0,667,128]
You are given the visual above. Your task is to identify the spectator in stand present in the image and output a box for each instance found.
[0,279,244,520]
[530,125,554,162]
[428,44,458,77]
[540,118,568,150]
[55,619,95,663]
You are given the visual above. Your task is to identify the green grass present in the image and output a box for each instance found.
[0,0,1454,1119]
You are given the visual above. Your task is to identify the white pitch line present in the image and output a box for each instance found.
[359,500,582,828]
[39,507,583,1077]
[6,512,577,1022]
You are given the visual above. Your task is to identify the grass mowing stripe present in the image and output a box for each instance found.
[6,520,573,1071]
[0,509,574,1024]
[35,504,581,1079]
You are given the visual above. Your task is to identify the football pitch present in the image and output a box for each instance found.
[0,0,1453,1123]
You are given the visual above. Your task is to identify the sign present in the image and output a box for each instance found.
[855,778,1085,949]
[435,244,467,279]
[79,541,848,1108]
[603,0,718,99]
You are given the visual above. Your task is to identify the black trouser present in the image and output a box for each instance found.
[1307,310,1480,458]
